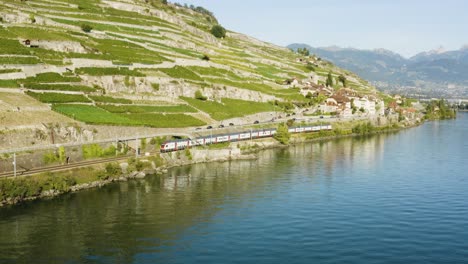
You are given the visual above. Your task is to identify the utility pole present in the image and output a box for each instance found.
[13,153,16,178]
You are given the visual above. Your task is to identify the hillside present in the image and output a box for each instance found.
[288,44,468,99]
[0,0,382,148]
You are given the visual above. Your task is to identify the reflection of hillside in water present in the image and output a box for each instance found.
[282,133,390,178]
[0,133,393,263]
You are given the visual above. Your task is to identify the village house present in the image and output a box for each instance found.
[284,77,301,88]
[22,39,39,48]
[352,97,375,115]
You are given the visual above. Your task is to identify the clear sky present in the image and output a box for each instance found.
[180,0,468,58]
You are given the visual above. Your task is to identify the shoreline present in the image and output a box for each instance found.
[0,120,423,208]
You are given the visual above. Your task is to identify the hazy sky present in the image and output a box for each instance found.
[180,0,468,57]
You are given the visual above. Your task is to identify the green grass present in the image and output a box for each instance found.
[0,69,21,74]
[0,39,32,55]
[56,12,178,31]
[22,72,81,83]
[181,97,277,120]
[8,26,75,41]
[159,66,203,81]
[187,66,243,81]
[126,113,205,127]
[52,104,204,127]
[0,27,17,38]
[203,77,307,102]
[26,91,91,103]
[53,104,137,125]
[97,104,197,113]
[75,67,145,76]
[89,96,133,104]
[0,79,21,87]
[25,83,96,92]
[0,56,40,64]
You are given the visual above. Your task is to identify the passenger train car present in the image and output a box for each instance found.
[160,124,332,152]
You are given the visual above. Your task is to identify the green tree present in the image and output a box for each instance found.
[297,47,310,56]
[274,123,291,145]
[312,94,327,105]
[326,72,334,87]
[211,25,226,38]
[338,74,347,87]
[81,24,93,33]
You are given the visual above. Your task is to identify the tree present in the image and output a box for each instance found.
[297,47,310,56]
[274,123,291,145]
[81,24,93,33]
[211,25,226,38]
[312,94,327,105]
[338,74,347,87]
[326,72,334,87]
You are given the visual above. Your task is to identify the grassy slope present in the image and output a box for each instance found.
[0,0,378,127]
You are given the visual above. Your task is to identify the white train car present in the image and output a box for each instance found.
[160,124,332,152]
[239,133,251,140]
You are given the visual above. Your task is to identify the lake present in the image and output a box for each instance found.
[0,113,467,264]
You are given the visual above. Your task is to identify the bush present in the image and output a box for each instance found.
[82,144,116,159]
[352,122,375,135]
[151,83,160,91]
[105,163,121,177]
[135,161,145,171]
[185,148,192,160]
[150,137,164,146]
[81,24,93,33]
[286,119,295,127]
[29,14,36,24]
[44,174,76,192]
[211,25,226,38]
[149,154,165,167]
[44,151,59,164]
[195,90,207,101]
[274,123,291,145]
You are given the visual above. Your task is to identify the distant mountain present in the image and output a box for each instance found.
[288,44,468,98]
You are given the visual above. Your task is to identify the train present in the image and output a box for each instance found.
[160,124,332,152]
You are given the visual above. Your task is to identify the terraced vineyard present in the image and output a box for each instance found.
[0,0,378,131]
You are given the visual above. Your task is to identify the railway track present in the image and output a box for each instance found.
[0,153,154,179]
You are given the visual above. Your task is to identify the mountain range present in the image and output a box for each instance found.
[288,44,468,99]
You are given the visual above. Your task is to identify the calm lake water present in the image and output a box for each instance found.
[0,114,467,264]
